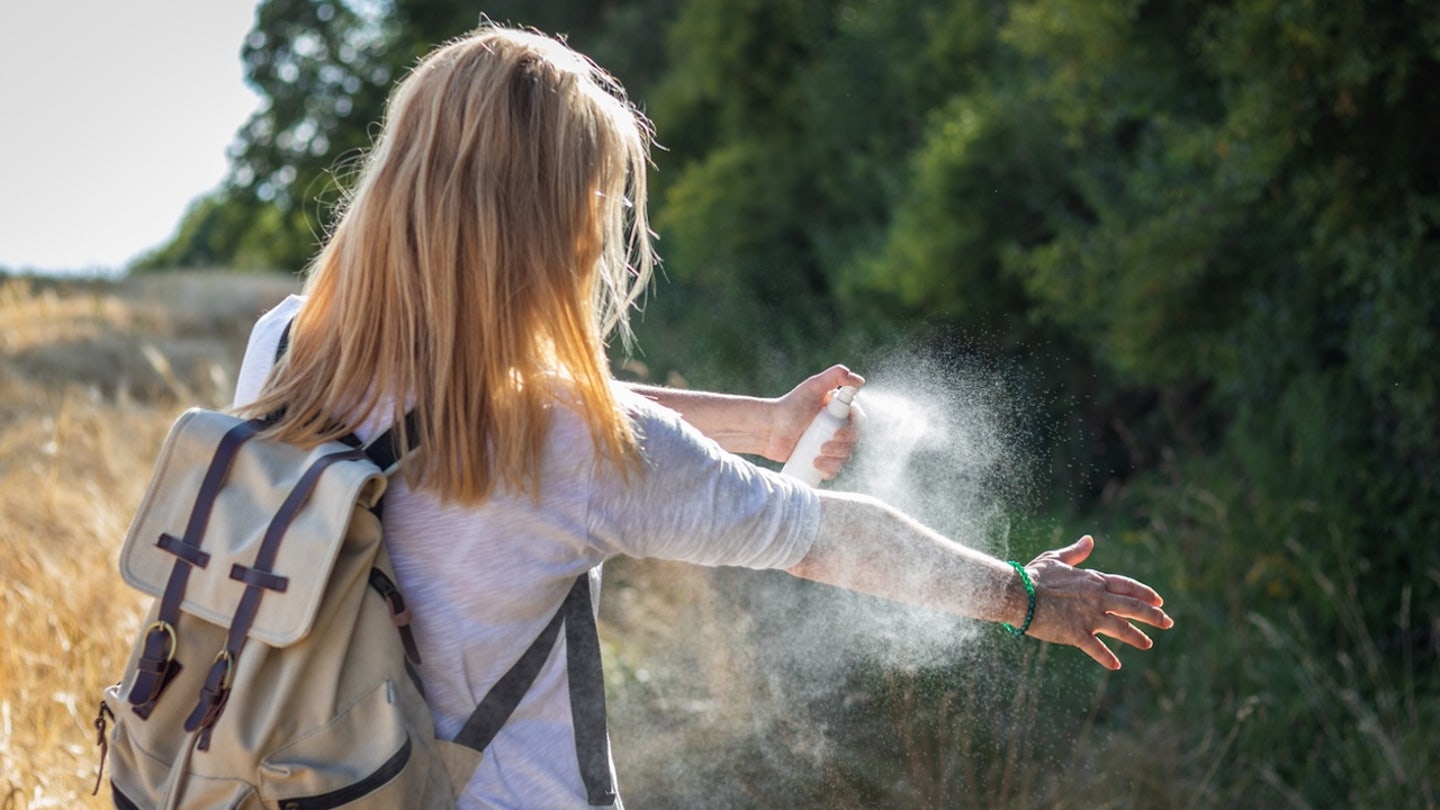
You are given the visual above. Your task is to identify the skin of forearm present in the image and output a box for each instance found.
[787,490,1029,628]
[625,383,773,457]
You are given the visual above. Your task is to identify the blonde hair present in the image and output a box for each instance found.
[240,25,656,504]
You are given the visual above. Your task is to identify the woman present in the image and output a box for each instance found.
[235,25,1171,809]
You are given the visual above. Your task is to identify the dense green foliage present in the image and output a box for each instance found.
[142,0,1438,805]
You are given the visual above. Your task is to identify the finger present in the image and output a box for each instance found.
[821,431,860,457]
[813,454,845,479]
[826,422,862,446]
[844,400,867,431]
[1096,615,1154,651]
[814,453,853,476]
[1104,596,1174,630]
[1103,574,1165,607]
[1077,634,1122,671]
[814,451,857,480]
[1054,534,1095,566]
[814,365,865,395]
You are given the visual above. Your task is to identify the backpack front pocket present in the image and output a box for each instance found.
[259,679,432,809]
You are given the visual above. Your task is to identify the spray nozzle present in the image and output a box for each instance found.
[826,385,859,417]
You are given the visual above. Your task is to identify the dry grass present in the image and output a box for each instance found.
[0,272,297,807]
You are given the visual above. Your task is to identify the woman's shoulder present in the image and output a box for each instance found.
[246,294,306,360]
[258,294,306,333]
[233,294,307,408]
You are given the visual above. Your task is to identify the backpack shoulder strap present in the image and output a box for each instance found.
[452,574,615,806]
[274,317,293,363]
[362,411,420,476]
[561,574,615,805]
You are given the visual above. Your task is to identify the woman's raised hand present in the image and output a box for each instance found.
[766,365,866,478]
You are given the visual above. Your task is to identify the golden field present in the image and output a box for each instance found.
[0,272,299,807]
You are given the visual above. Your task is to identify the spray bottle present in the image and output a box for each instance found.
[781,385,859,487]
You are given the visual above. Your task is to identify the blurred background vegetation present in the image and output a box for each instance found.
[120,0,1436,806]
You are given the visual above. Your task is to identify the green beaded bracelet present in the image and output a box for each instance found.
[1003,561,1036,637]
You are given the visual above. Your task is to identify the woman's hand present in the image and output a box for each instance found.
[764,365,866,479]
[625,366,863,468]
[1020,535,1173,670]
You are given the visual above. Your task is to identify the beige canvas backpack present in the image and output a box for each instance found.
[94,406,616,809]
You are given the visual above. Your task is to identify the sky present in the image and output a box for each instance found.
[0,2,264,275]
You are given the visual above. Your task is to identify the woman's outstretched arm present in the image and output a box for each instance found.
[788,491,1173,670]
[626,365,865,479]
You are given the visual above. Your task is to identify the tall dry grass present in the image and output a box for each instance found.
[0,273,297,808]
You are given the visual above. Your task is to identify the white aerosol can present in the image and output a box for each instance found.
[781,385,859,487]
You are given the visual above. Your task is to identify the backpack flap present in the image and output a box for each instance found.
[119,408,388,647]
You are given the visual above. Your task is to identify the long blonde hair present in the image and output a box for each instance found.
[240,25,656,504]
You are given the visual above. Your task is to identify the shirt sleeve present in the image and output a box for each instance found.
[233,295,305,408]
[585,387,821,571]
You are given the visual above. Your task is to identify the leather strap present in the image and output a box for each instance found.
[183,447,369,747]
[129,416,265,716]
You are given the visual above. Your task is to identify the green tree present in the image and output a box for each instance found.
[633,0,1015,389]
[148,0,678,273]
[848,0,1438,566]
[1006,0,1440,606]
[234,0,403,270]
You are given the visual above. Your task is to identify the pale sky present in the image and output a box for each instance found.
[0,1,264,275]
